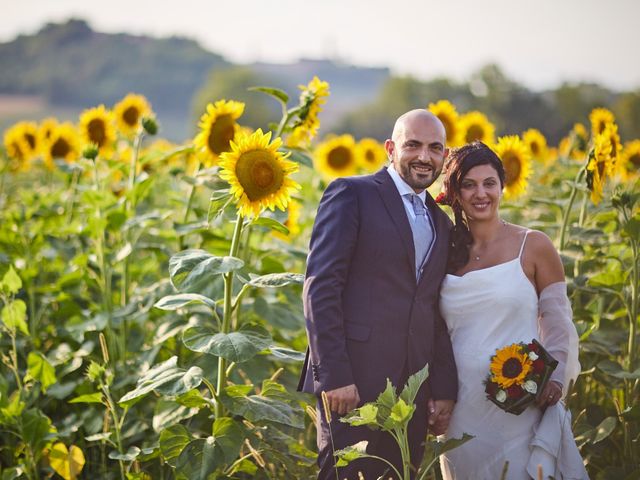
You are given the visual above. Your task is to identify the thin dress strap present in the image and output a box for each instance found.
[518,230,531,259]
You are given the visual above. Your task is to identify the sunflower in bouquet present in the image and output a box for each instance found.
[484,339,557,415]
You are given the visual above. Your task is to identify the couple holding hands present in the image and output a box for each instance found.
[299,109,589,479]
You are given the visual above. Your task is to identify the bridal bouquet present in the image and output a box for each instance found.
[484,339,558,415]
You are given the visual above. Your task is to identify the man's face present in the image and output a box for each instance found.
[385,115,447,193]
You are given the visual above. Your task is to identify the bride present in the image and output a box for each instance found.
[436,142,589,479]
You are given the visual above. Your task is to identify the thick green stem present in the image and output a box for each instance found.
[559,168,585,251]
[215,214,244,419]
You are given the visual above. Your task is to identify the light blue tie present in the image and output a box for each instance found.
[409,194,433,280]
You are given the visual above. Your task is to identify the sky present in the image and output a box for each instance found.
[2,0,640,92]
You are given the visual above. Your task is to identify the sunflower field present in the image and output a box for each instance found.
[0,77,639,480]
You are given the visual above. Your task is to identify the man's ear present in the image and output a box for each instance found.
[384,139,394,161]
[443,147,450,160]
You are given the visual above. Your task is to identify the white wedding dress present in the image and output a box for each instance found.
[439,232,587,480]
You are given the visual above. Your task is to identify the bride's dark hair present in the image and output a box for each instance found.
[441,141,506,273]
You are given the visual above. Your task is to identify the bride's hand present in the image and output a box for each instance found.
[537,380,563,408]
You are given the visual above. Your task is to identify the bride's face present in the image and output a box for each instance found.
[458,163,503,221]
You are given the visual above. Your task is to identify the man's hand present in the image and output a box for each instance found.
[323,384,360,416]
[427,399,455,435]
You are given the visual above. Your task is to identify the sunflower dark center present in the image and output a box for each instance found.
[51,138,71,158]
[502,358,523,378]
[236,150,284,201]
[629,153,640,168]
[327,146,352,170]
[25,133,36,149]
[123,106,140,127]
[503,153,521,185]
[597,122,607,135]
[208,114,235,155]
[365,149,375,164]
[466,124,484,142]
[88,119,106,146]
[530,142,540,155]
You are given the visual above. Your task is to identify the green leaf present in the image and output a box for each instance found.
[622,217,640,239]
[220,388,303,428]
[25,352,57,393]
[334,441,369,467]
[1,266,22,294]
[152,399,200,432]
[254,297,303,330]
[597,360,640,379]
[248,86,289,104]
[399,364,429,406]
[21,409,56,454]
[428,433,475,456]
[69,393,104,404]
[247,272,304,288]
[251,217,289,235]
[182,324,272,362]
[587,267,625,289]
[169,250,244,293]
[389,398,414,425]
[119,357,203,405]
[593,416,617,443]
[154,293,217,311]
[268,346,306,362]
[109,446,141,461]
[1,299,29,335]
[212,417,244,464]
[175,437,221,480]
[160,424,193,467]
[342,404,379,428]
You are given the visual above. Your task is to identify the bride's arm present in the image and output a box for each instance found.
[526,231,581,397]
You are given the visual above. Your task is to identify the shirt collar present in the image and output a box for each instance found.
[387,164,426,202]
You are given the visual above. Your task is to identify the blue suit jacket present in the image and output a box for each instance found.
[299,168,458,403]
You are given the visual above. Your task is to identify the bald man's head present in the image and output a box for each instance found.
[392,110,446,144]
[385,109,448,193]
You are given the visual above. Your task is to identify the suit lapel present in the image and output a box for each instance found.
[374,168,416,274]
[418,192,449,285]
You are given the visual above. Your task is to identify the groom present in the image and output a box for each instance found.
[299,109,458,479]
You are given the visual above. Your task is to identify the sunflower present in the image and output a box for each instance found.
[522,129,549,164]
[194,99,245,167]
[113,93,152,136]
[355,138,387,172]
[493,135,531,200]
[3,123,34,172]
[459,111,496,145]
[218,129,300,218]
[589,107,615,137]
[428,100,461,147]
[42,123,80,168]
[490,343,533,389]
[314,134,358,179]
[618,140,640,179]
[586,133,614,204]
[38,117,59,149]
[602,122,622,164]
[79,105,116,156]
[287,76,330,148]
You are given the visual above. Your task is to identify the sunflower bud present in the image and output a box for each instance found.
[142,116,159,136]
[82,144,99,160]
